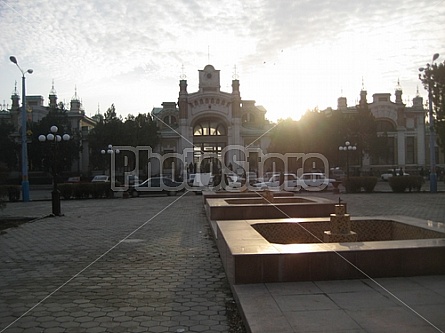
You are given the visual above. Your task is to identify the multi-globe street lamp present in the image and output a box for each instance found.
[419,53,440,193]
[339,141,357,180]
[9,56,33,202]
[101,144,120,182]
[39,126,70,216]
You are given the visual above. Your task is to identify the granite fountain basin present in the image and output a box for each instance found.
[215,216,445,284]
[205,195,338,221]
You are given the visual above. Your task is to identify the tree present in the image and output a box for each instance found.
[267,118,300,154]
[88,105,159,173]
[345,103,379,168]
[419,59,445,154]
[0,122,18,171]
[28,106,81,175]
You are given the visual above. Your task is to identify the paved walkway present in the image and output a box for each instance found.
[1,193,235,332]
[1,189,445,332]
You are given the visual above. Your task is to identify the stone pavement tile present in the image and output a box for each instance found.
[315,279,374,293]
[387,288,445,307]
[283,309,363,332]
[370,276,431,292]
[326,290,399,310]
[246,313,294,333]
[345,306,441,333]
[410,304,445,332]
[0,195,236,332]
[265,281,321,295]
[409,274,445,297]
[274,294,339,312]
[235,292,282,316]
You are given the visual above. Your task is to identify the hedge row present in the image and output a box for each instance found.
[342,177,378,193]
[0,185,21,202]
[58,183,119,199]
[388,176,424,193]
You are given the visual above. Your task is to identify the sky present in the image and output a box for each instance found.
[0,0,444,122]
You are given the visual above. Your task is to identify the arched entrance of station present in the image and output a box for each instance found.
[192,117,228,173]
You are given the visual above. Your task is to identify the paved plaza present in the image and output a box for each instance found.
[0,187,445,332]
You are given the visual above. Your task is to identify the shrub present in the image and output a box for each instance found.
[8,186,21,201]
[0,186,7,209]
[389,175,423,193]
[58,184,74,199]
[361,177,378,193]
[342,177,378,193]
[90,183,108,198]
[73,183,90,199]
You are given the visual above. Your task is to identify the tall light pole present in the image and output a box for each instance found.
[39,126,70,216]
[101,144,120,183]
[419,53,440,193]
[10,56,33,202]
[339,141,357,180]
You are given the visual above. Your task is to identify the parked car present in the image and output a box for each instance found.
[187,173,196,186]
[252,173,300,191]
[381,169,409,181]
[246,172,258,185]
[330,168,346,181]
[298,173,335,191]
[256,172,279,183]
[130,177,184,197]
[67,176,81,183]
[91,175,109,182]
[126,175,139,186]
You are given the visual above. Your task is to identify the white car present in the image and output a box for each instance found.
[380,169,409,181]
[298,173,335,191]
[252,173,300,191]
[91,175,109,182]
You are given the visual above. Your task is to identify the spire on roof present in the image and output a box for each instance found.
[49,79,57,95]
[12,81,19,96]
[180,64,186,80]
[396,78,402,91]
[232,64,239,80]
[72,86,80,101]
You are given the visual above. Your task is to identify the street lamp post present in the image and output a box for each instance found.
[419,53,440,193]
[101,144,120,183]
[39,126,70,216]
[339,141,357,180]
[10,56,33,202]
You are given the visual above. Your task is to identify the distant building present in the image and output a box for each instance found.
[151,64,272,177]
[1,82,96,175]
[323,83,444,174]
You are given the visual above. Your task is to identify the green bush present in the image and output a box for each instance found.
[58,184,75,199]
[8,186,21,201]
[0,185,21,202]
[57,182,120,200]
[362,177,378,193]
[342,177,378,193]
[73,183,90,199]
[90,183,108,198]
[389,175,423,193]
[0,185,7,209]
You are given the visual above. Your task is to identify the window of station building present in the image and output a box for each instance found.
[193,120,226,136]
[406,137,415,164]
[242,112,256,124]
[376,120,395,132]
[372,136,395,165]
[163,115,177,126]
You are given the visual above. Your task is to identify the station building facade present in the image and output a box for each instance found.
[324,85,444,174]
[151,64,272,177]
[0,84,96,175]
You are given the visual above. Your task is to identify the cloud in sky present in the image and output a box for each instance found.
[0,0,444,121]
